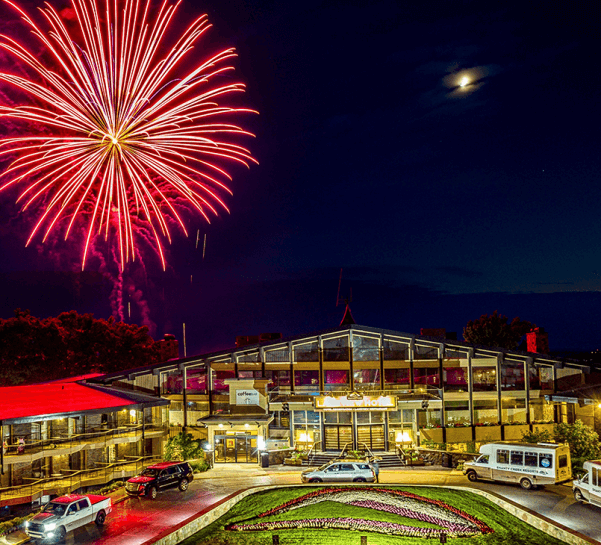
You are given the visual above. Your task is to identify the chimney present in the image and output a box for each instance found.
[527,328,549,355]
[155,334,179,361]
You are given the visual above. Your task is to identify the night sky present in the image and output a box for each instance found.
[0,0,600,355]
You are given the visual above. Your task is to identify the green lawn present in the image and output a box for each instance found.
[180,486,568,545]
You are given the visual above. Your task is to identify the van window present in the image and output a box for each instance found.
[510,451,524,465]
[539,453,552,468]
[525,452,537,467]
[594,468,599,486]
[496,449,509,464]
[558,455,568,468]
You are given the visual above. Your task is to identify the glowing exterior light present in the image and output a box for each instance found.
[0,0,257,270]
[244,423,249,428]
[218,423,224,428]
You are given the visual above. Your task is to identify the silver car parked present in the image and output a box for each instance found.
[301,461,376,483]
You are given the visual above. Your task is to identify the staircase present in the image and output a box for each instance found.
[304,452,404,468]
[305,452,339,467]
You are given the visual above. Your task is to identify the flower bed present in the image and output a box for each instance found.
[228,487,492,538]
[179,486,570,545]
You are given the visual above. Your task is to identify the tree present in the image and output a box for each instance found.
[463,311,534,349]
[164,431,204,461]
[0,309,160,385]
[522,420,601,471]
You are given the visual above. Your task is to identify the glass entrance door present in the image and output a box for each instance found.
[324,426,352,451]
[214,434,258,463]
[357,425,385,451]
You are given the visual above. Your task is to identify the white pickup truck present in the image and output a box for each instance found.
[25,494,112,543]
[573,460,601,507]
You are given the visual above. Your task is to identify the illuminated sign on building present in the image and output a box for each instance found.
[236,389,260,405]
[314,395,397,411]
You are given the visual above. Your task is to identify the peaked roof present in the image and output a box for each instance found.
[340,303,356,326]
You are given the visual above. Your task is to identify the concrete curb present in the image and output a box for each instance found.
[140,484,599,545]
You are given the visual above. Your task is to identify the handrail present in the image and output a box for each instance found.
[2,423,167,459]
[339,442,351,459]
[360,442,376,461]
[307,441,321,462]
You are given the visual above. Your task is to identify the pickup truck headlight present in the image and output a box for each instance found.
[44,523,57,531]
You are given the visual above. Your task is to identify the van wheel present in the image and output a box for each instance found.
[466,471,478,482]
[179,478,189,491]
[148,486,158,499]
[54,526,66,543]
[520,478,533,490]
[95,510,106,526]
[353,478,366,482]
[309,478,322,483]
[574,488,585,503]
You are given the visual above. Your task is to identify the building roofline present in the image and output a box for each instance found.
[89,323,590,384]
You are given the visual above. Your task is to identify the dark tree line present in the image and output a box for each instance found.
[463,310,534,350]
[0,309,160,385]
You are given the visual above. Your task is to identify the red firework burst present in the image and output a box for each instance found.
[0,0,257,269]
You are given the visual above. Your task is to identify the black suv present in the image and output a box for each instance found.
[125,461,193,499]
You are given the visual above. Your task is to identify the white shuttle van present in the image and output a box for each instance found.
[572,460,601,507]
[463,441,572,490]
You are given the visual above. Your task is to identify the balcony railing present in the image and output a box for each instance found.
[0,455,161,507]
[2,423,167,466]
[268,388,442,404]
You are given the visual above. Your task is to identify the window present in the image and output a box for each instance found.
[213,370,235,393]
[325,370,349,390]
[473,399,498,425]
[413,366,440,387]
[340,464,355,471]
[477,455,489,464]
[502,398,526,423]
[444,400,470,426]
[496,449,509,464]
[186,368,207,393]
[558,455,568,469]
[384,368,410,386]
[357,463,370,470]
[472,366,496,391]
[77,500,88,510]
[354,368,380,388]
[294,370,319,387]
[525,452,537,467]
[510,451,524,465]
[501,362,525,391]
[443,363,468,392]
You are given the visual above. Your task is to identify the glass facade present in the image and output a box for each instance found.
[150,326,587,456]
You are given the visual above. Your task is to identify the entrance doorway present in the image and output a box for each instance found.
[357,425,385,451]
[214,434,258,463]
[324,426,352,451]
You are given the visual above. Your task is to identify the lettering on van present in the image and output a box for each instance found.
[496,465,551,476]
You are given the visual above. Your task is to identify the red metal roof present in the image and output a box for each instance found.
[0,380,139,422]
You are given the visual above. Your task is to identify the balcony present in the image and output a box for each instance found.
[1,423,167,467]
[0,455,161,507]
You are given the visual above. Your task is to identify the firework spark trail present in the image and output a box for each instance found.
[0,0,257,270]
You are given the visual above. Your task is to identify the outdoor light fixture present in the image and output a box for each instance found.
[218,423,224,428]
[244,423,249,428]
